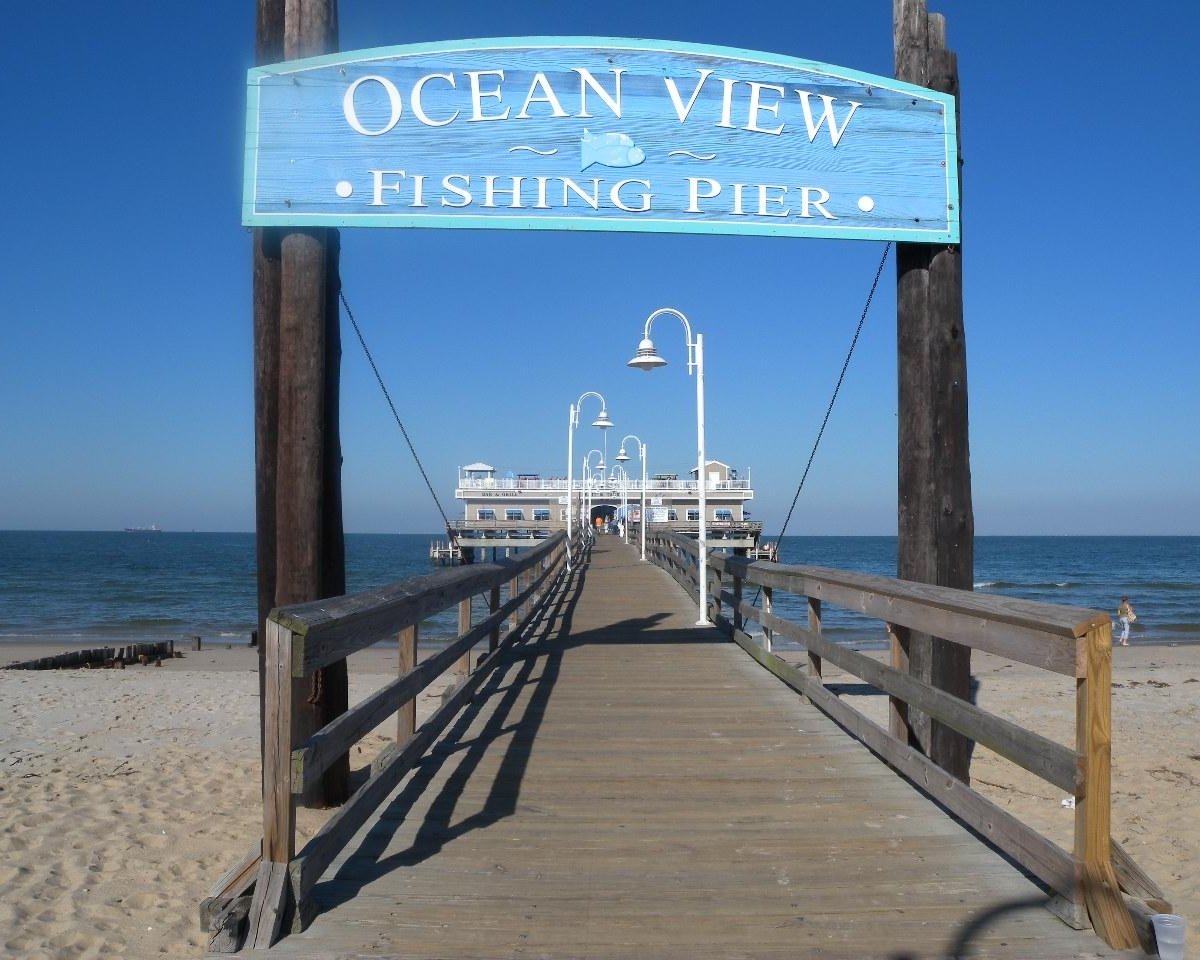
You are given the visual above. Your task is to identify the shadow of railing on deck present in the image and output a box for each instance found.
[312,548,588,908]
[644,529,1167,953]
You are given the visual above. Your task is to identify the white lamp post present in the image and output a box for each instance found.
[628,307,708,626]
[566,392,612,569]
[607,464,627,540]
[582,449,604,540]
[616,434,648,561]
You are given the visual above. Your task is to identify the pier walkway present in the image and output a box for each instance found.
[240,539,1140,959]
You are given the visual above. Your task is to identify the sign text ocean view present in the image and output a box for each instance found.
[243,37,959,243]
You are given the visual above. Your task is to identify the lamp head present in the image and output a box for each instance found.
[592,408,614,429]
[615,447,630,462]
[597,458,606,472]
[627,337,667,371]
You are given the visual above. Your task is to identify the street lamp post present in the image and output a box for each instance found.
[616,434,648,562]
[607,465,628,541]
[582,449,604,540]
[628,308,708,625]
[566,392,612,569]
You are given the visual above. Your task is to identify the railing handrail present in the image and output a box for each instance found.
[222,531,579,951]
[643,530,1160,951]
[273,534,564,676]
[455,477,754,492]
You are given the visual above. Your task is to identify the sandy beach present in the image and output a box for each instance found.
[1,640,1195,958]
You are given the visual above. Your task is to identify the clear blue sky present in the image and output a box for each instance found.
[3,2,1197,536]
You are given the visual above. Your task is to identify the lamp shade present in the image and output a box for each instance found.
[592,409,614,429]
[615,447,630,462]
[627,338,667,371]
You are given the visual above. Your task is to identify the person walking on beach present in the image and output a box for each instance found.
[1117,596,1136,646]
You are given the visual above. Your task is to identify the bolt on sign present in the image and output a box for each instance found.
[243,37,958,243]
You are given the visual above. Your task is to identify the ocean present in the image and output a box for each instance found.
[1,532,1196,651]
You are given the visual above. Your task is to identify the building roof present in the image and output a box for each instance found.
[462,462,495,472]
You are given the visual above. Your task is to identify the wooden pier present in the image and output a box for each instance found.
[211,535,1162,958]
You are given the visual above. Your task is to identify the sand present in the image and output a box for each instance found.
[1,640,1195,957]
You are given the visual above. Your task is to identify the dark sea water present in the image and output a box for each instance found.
[0,532,1196,651]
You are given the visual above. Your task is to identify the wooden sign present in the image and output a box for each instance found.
[244,37,958,243]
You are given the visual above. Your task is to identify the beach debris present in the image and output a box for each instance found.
[2,640,179,671]
[1061,797,1076,809]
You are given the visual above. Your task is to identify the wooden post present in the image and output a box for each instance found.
[397,625,416,745]
[253,0,284,781]
[762,586,773,653]
[894,0,974,783]
[260,0,347,810]
[732,573,743,633]
[888,623,911,741]
[456,597,472,675]
[807,596,823,684]
[491,584,503,652]
[1074,622,1138,948]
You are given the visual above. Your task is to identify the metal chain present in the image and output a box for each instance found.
[339,290,454,533]
[772,241,893,550]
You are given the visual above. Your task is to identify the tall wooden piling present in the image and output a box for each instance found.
[893,0,974,783]
[254,0,348,808]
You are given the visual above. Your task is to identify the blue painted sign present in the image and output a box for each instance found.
[244,38,959,243]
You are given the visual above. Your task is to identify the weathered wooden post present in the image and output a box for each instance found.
[254,0,349,809]
[253,0,283,777]
[892,0,974,783]
[397,625,417,745]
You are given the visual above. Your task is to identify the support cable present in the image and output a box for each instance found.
[339,290,454,533]
[770,241,893,551]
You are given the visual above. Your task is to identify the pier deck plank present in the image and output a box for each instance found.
[248,540,1139,959]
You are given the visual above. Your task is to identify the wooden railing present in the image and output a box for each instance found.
[202,532,575,952]
[646,531,1167,952]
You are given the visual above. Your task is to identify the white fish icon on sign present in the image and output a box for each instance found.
[580,129,646,171]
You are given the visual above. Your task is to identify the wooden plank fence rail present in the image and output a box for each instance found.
[644,530,1164,952]
[207,531,576,953]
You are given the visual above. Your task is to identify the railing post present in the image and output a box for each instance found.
[709,560,721,623]
[508,571,521,634]
[261,619,297,864]
[1073,620,1137,948]
[456,597,472,675]
[397,624,416,745]
[888,623,912,744]
[249,618,298,948]
[732,573,743,633]
[807,596,823,684]
[762,586,773,653]
[490,584,502,652]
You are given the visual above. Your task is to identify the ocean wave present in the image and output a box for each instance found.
[976,580,1075,590]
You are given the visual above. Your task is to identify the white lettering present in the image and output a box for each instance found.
[794,90,862,147]
[411,173,427,207]
[664,69,713,122]
[800,186,836,219]
[611,178,651,213]
[369,169,407,205]
[441,174,472,207]
[515,73,569,120]
[466,70,509,122]
[716,77,736,129]
[574,68,624,119]
[685,176,721,213]
[745,82,785,135]
[559,177,601,210]
[483,175,526,208]
[731,182,748,216]
[411,73,458,127]
[756,184,789,217]
[344,76,403,136]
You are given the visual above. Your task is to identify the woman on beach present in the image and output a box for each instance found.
[1117,596,1136,646]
